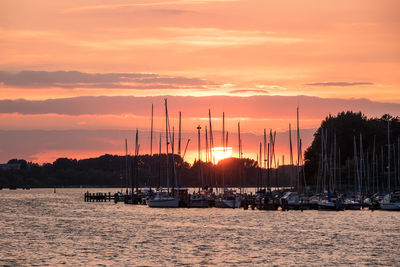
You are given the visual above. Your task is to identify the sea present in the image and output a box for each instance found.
[0,188,399,266]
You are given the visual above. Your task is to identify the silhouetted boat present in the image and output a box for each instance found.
[188,190,210,208]
[280,191,301,210]
[380,192,400,211]
[215,189,241,208]
[318,192,344,211]
[255,190,279,210]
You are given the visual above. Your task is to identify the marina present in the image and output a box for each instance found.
[1,0,400,265]
[84,188,400,211]
[80,102,400,213]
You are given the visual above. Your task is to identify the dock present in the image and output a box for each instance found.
[84,191,114,202]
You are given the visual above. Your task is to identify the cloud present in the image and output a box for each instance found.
[0,70,211,89]
[229,89,269,95]
[72,28,309,51]
[162,27,308,47]
[63,0,238,13]
[0,95,399,121]
[306,82,374,86]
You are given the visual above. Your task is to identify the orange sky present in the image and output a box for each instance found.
[0,0,399,164]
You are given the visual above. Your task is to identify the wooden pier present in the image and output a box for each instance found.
[84,191,114,202]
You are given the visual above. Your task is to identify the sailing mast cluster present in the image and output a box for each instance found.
[116,100,309,209]
[112,101,400,211]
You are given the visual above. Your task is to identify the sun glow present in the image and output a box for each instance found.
[212,147,232,163]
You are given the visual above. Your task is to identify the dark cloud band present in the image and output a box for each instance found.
[0,95,398,120]
[0,70,211,89]
[306,82,373,86]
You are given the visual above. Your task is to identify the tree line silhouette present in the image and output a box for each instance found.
[304,112,400,192]
[0,154,296,188]
[1,111,398,191]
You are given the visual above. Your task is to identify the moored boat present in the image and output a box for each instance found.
[280,191,301,210]
[215,189,241,208]
[147,190,179,208]
[318,192,344,211]
[380,192,400,211]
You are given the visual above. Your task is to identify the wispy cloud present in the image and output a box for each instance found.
[229,89,269,95]
[306,82,374,86]
[74,28,308,51]
[255,84,287,91]
[0,70,212,90]
[63,0,238,13]
[163,27,307,46]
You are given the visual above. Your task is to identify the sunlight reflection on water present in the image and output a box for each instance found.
[0,189,399,266]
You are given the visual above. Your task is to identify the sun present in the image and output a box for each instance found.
[212,147,232,163]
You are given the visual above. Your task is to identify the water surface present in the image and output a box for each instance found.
[0,189,399,266]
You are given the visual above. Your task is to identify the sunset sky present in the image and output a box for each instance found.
[1,0,399,164]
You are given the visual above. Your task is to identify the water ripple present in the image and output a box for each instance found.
[0,189,399,266]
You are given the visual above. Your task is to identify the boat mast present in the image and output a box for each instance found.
[178,111,181,156]
[397,137,400,188]
[158,134,161,188]
[222,112,225,153]
[338,148,341,193]
[238,123,241,158]
[289,123,294,188]
[197,125,203,187]
[165,99,170,192]
[238,122,242,192]
[205,126,209,185]
[171,127,178,190]
[393,144,397,190]
[296,105,300,192]
[360,133,364,194]
[387,118,390,193]
[264,129,267,169]
[150,104,153,156]
[132,129,139,196]
[353,135,359,193]
[373,135,376,194]
[208,109,214,188]
[222,112,225,189]
[381,146,384,192]
[259,142,262,191]
[205,126,208,163]
[125,138,128,194]
[197,125,202,162]
[332,129,337,192]
[267,142,270,191]
[209,109,214,163]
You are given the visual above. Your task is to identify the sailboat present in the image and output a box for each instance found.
[380,120,400,211]
[188,125,211,208]
[147,99,180,208]
[147,189,179,208]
